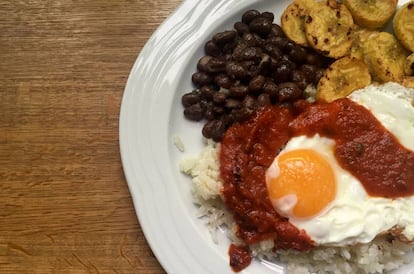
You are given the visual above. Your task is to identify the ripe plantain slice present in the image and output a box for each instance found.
[393,1,414,52]
[349,27,378,60]
[281,0,315,47]
[362,32,409,83]
[401,77,414,89]
[304,0,354,58]
[343,0,397,29]
[405,53,414,76]
[316,56,371,102]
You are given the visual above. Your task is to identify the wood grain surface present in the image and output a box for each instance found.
[0,0,181,273]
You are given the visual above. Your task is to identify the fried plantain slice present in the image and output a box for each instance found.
[316,56,371,102]
[405,53,414,76]
[304,0,354,58]
[401,77,414,89]
[281,0,315,47]
[349,27,378,60]
[393,1,414,52]
[362,32,409,83]
[344,0,397,29]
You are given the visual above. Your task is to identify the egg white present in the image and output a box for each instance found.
[267,83,414,246]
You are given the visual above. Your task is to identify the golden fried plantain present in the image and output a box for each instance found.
[362,32,409,83]
[316,56,371,102]
[393,1,414,52]
[401,77,414,89]
[405,53,414,76]
[281,0,314,47]
[349,27,378,60]
[304,0,354,58]
[344,0,397,29]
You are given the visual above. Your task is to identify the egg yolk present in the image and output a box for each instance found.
[266,149,336,219]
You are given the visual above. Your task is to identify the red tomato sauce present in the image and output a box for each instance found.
[220,98,414,271]
[228,244,252,272]
[220,105,315,251]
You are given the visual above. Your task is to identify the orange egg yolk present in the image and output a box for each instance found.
[266,149,336,219]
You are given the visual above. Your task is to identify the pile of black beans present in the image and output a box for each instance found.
[182,10,332,142]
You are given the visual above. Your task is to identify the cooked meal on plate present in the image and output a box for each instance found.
[179,0,414,272]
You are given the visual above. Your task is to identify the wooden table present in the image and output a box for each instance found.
[0,0,181,272]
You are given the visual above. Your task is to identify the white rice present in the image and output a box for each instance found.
[180,141,414,274]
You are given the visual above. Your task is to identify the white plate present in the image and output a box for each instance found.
[119,0,414,273]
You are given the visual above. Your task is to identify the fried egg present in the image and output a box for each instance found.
[265,82,414,246]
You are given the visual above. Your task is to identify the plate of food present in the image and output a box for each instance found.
[119,0,414,273]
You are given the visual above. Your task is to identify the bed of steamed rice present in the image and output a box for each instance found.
[179,140,414,274]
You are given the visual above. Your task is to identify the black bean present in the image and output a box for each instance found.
[278,82,303,102]
[224,53,233,61]
[241,47,260,61]
[197,56,212,72]
[204,108,216,120]
[269,57,282,70]
[263,43,282,59]
[226,61,249,80]
[247,65,259,77]
[222,114,235,126]
[204,40,221,57]
[206,58,227,73]
[242,33,257,47]
[261,12,274,22]
[232,43,248,61]
[273,36,290,50]
[281,54,297,69]
[249,17,272,37]
[252,33,265,46]
[222,40,238,54]
[305,53,320,66]
[234,21,250,36]
[231,108,252,122]
[225,98,241,109]
[199,98,210,112]
[213,30,237,47]
[215,74,233,89]
[202,119,227,141]
[211,119,227,142]
[263,80,279,100]
[248,75,265,93]
[289,45,307,63]
[213,91,228,104]
[284,40,295,53]
[181,91,200,107]
[192,72,212,87]
[300,64,317,83]
[269,24,285,37]
[229,85,249,98]
[184,103,204,121]
[240,60,255,70]
[290,69,308,90]
[200,85,216,99]
[242,10,260,25]
[257,93,271,106]
[212,105,225,116]
[272,62,292,83]
[242,95,257,110]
